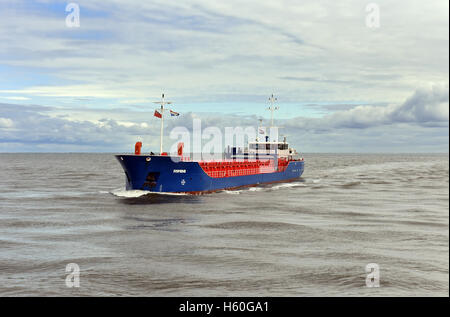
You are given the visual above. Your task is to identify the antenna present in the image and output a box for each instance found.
[267,94,279,127]
[153,93,172,154]
[257,118,264,141]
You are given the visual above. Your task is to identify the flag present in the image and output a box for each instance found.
[154,110,162,118]
[170,110,180,116]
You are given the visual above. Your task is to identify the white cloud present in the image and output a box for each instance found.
[0,0,447,103]
[0,1,448,152]
[0,117,14,128]
[2,96,30,101]
[0,85,448,152]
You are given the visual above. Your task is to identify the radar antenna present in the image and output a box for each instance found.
[267,94,279,127]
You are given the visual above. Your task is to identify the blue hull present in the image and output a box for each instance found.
[115,155,304,193]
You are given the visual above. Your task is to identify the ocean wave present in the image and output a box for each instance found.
[221,182,306,194]
[222,190,242,195]
[248,187,263,192]
[270,182,307,190]
[109,188,188,197]
[338,181,362,188]
[109,188,150,198]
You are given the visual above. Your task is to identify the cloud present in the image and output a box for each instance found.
[2,96,30,101]
[0,117,14,128]
[0,1,448,152]
[284,85,449,131]
[0,85,448,152]
[391,85,449,123]
[0,103,156,151]
[0,0,448,103]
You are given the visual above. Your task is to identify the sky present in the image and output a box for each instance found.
[0,0,448,153]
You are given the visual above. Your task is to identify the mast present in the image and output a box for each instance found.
[267,94,279,127]
[153,93,172,154]
[257,118,263,141]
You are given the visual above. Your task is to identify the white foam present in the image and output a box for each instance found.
[222,190,241,195]
[110,188,150,197]
[109,188,189,197]
[270,182,306,190]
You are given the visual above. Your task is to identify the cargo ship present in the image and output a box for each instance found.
[115,94,304,194]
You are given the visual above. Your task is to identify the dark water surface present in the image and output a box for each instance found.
[0,153,448,296]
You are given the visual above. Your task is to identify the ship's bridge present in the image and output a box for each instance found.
[248,141,297,158]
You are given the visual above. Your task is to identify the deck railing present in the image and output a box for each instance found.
[178,154,302,178]
[206,167,278,178]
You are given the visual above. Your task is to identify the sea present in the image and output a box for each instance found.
[0,153,448,296]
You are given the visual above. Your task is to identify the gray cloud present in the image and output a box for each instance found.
[0,86,448,152]
[391,85,449,123]
[279,76,355,85]
[0,103,151,151]
[0,1,448,152]
[284,85,449,131]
